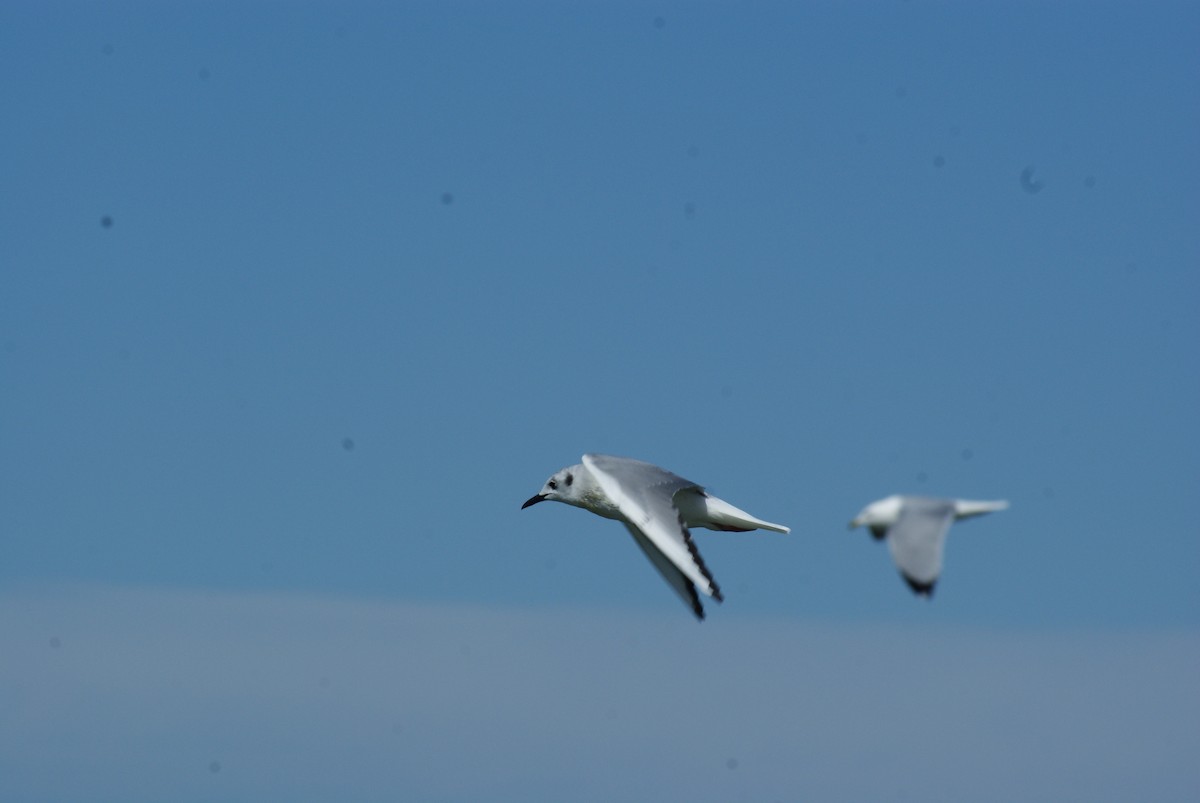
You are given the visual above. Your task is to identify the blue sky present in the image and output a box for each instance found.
[1,2,1197,801]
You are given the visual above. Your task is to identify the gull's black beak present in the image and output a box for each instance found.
[521,494,547,510]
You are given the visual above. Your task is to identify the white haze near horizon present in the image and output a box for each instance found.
[2,584,1196,803]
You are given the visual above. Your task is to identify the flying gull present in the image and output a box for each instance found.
[522,454,789,619]
[848,495,1008,596]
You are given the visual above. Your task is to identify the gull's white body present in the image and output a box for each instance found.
[522,454,789,619]
[849,494,1008,596]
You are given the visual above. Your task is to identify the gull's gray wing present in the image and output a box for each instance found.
[623,524,706,619]
[886,498,957,596]
[583,454,723,609]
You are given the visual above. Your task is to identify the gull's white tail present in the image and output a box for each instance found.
[687,493,790,534]
[953,499,1010,520]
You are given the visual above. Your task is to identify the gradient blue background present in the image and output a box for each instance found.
[2,2,1197,801]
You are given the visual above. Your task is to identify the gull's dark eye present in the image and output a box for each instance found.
[565,472,573,486]
[547,479,557,490]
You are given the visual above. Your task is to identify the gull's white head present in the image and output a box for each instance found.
[521,463,588,510]
[849,495,904,530]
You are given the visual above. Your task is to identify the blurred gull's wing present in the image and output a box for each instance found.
[886,498,956,596]
[583,454,722,615]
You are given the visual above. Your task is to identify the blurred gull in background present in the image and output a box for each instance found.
[849,495,1009,597]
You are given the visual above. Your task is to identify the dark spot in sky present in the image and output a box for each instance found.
[949,125,961,137]
[102,43,114,56]
[50,636,61,649]
[440,192,454,205]
[1019,166,1044,194]
[653,16,666,29]
[726,758,739,770]
[961,448,973,460]
[1084,175,1096,189]
[100,215,113,228]
[683,201,696,220]
[208,761,221,774]
[199,67,210,81]
[933,155,945,168]
[1042,487,1055,499]
[342,437,355,452]
[916,471,928,483]
[895,85,908,99]
[1124,262,1138,274]
[391,722,404,735]
[855,132,868,146]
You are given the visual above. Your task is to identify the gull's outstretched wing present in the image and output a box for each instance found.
[886,498,957,596]
[583,454,723,610]
[623,524,706,619]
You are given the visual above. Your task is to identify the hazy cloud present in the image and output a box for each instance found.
[1,585,1196,802]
